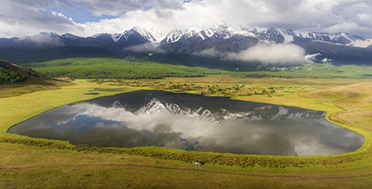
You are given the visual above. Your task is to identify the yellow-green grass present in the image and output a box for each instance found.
[0,76,73,98]
[2,144,372,189]
[1,76,372,188]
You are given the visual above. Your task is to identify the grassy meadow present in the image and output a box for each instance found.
[1,74,372,188]
[20,57,372,79]
[21,58,229,79]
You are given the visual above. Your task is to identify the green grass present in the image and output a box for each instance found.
[1,77,372,187]
[22,58,372,80]
[6,143,360,189]
[23,58,228,79]
[0,76,73,98]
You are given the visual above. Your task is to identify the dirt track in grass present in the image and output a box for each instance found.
[1,163,371,180]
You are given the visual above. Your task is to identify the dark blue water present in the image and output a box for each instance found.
[8,90,364,156]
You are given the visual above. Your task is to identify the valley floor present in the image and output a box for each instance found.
[1,76,372,188]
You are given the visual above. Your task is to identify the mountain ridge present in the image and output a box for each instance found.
[1,23,368,47]
[1,23,372,66]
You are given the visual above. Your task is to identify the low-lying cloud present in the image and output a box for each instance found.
[194,43,320,65]
[124,42,166,54]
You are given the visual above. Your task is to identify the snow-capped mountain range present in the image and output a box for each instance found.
[89,22,366,45]
[93,26,161,43]
[2,22,368,47]
[1,22,372,65]
[161,22,365,45]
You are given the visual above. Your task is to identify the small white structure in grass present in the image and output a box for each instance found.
[194,160,202,165]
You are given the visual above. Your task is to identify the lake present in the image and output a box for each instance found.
[8,90,364,156]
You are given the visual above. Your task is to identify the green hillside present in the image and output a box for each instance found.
[22,57,372,80]
[0,60,28,84]
[22,58,229,79]
[0,46,117,64]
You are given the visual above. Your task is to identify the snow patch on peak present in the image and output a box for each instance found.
[110,33,125,43]
[92,32,127,43]
[294,31,310,38]
[164,28,188,43]
[277,29,294,44]
[127,26,160,42]
[130,26,149,37]
[233,27,256,37]
[146,27,165,42]
[340,33,351,41]
[99,27,165,43]
[196,32,205,40]
[204,28,215,38]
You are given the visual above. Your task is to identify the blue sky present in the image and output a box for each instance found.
[49,4,118,24]
[0,0,371,38]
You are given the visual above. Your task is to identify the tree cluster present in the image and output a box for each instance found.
[0,60,28,84]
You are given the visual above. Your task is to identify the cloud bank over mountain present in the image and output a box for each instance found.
[1,0,372,38]
[195,44,320,65]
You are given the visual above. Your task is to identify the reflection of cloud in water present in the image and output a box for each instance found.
[9,96,364,156]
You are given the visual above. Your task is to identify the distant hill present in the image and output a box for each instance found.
[0,59,75,98]
[0,46,117,64]
[0,60,42,83]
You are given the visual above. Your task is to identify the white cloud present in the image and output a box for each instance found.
[77,0,372,38]
[123,43,166,54]
[226,44,309,64]
[194,44,319,65]
[192,47,220,58]
[0,0,372,38]
[71,0,184,17]
[350,39,372,48]
[0,0,84,38]
[322,58,333,63]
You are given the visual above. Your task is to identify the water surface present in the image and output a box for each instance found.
[8,90,364,156]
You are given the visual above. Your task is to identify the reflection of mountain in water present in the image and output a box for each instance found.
[110,96,326,123]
